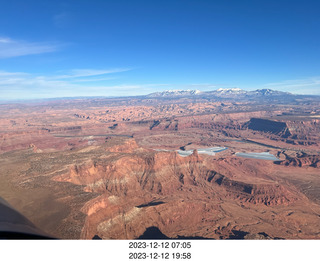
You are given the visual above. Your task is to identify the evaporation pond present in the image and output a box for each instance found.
[177,147,228,157]
[235,152,281,161]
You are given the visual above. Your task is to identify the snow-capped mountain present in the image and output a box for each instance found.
[210,88,247,97]
[147,88,292,99]
[147,89,202,97]
[250,89,290,96]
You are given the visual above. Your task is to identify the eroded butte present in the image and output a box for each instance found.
[1,89,320,239]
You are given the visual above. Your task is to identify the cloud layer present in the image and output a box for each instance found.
[263,77,320,95]
[0,68,163,100]
[0,37,60,58]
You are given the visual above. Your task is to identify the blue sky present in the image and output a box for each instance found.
[0,0,320,99]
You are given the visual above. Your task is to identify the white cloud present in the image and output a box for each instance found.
[55,68,132,79]
[0,37,13,43]
[0,68,160,100]
[263,77,320,95]
[72,77,118,82]
[0,37,60,58]
[0,70,29,77]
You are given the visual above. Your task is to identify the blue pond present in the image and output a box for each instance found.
[235,152,281,161]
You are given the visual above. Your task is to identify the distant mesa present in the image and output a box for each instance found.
[244,118,291,138]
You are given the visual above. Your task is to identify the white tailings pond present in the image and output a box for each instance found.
[155,148,281,161]
[235,152,281,161]
[154,147,228,156]
[177,147,228,157]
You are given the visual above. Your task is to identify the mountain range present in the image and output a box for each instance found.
[147,88,292,99]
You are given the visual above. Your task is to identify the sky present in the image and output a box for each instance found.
[0,0,320,99]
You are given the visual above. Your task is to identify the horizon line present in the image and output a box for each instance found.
[1,87,319,103]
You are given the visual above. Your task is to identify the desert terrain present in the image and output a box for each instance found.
[0,89,320,239]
